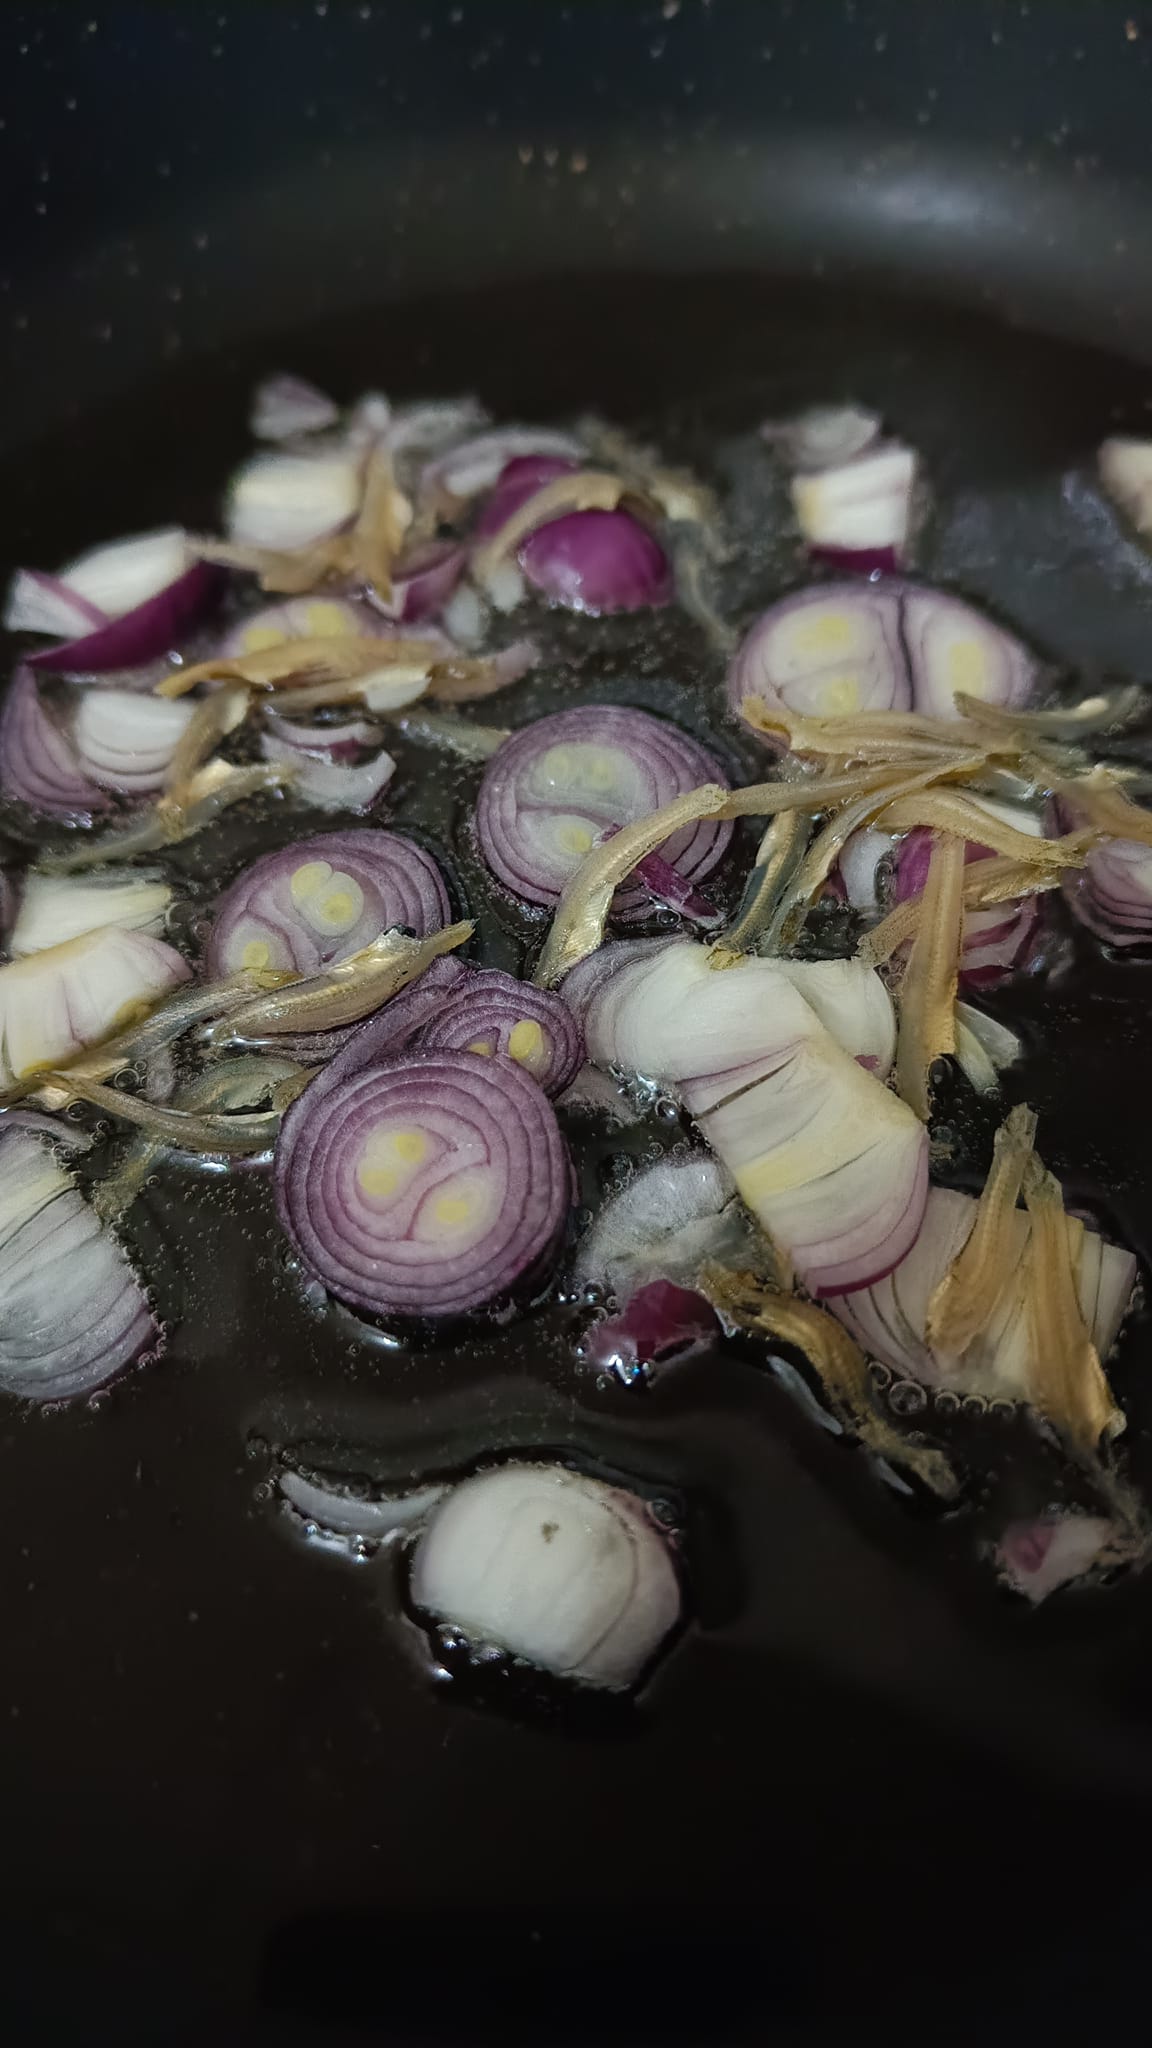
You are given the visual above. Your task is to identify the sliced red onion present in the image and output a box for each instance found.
[275,1048,571,1317]
[4,569,107,638]
[26,562,220,676]
[365,539,467,625]
[259,732,396,814]
[9,869,172,957]
[728,583,911,730]
[0,667,109,820]
[0,1120,157,1401]
[0,925,191,1093]
[474,455,580,539]
[579,939,928,1297]
[900,588,1035,719]
[1066,836,1152,948]
[423,428,585,506]
[226,447,363,551]
[728,580,1036,735]
[628,849,720,927]
[251,373,340,442]
[518,510,671,615]
[573,1152,742,1301]
[585,1280,720,1380]
[761,403,883,470]
[830,1185,1136,1394]
[205,828,449,979]
[440,582,488,648]
[792,444,917,564]
[416,968,583,1098]
[72,689,196,795]
[892,799,1044,987]
[218,594,390,659]
[410,1462,680,1688]
[474,705,732,917]
[995,1513,1130,1603]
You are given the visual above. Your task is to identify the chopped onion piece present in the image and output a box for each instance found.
[0,926,191,1093]
[1066,835,1152,948]
[259,732,395,813]
[58,527,191,620]
[762,403,882,470]
[574,1153,743,1301]
[27,562,220,677]
[275,1048,571,1317]
[995,1513,1133,1603]
[578,939,928,1297]
[1099,435,1152,537]
[366,539,467,625]
[585,1280,719,1379]
[73,690,196,795]
[410,1463,680,1689]
[0,1121,156,1401]
[728,581,1036,738]
[9,869,172,957]
[791,443,917,560]
[0,667,109,820]
[206,828,449,979]
[226,448,363,552]
[475,705,731,916]
[774,959,897,1077]
[251,373,339,441]
[417,968,583,1097]
[278,1467,446,1542]
[5,569,107,638]
[422,427,585,507]
[218,595,388,659]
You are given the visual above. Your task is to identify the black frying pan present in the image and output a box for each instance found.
[5,6,1152,2044]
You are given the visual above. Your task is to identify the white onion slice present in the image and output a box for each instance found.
[577,940,928,1296]
[410,1463,681,1689]
[0,926,191,1091]
[72,690,196,795]
[226,448,363,551]
[278,1467,446,1542]
[4,568,107,638]
[259,733,396,813]
[0,1122,155,1401]
[59,528,191,620]
[9,870,172,957]
[763,403,883,471]
[791,443,917,555]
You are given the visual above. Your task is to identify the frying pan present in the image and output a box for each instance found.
[5,4,1152,2043]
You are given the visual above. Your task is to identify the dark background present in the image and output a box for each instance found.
[5,6,1152,2046]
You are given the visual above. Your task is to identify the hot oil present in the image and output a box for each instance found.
[6,278,1152,1976]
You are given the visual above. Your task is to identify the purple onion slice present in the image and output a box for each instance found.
[474,704,732,918]
[417,968,584,1097]
[205,828,450,979]
[0,1120,157,1401]
[275,1048,571,1317]
[26,562,221,677]
[0,667,109,820]
[1065,836,1152,949]
[728,579,1037,737]
[518,510,672,615]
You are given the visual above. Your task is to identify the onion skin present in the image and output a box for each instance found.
[416,968,583,1098]
[475,704,732,917]
[205,828,450,980]
[410,1462,681,1689]
[275,1048,572,1318]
